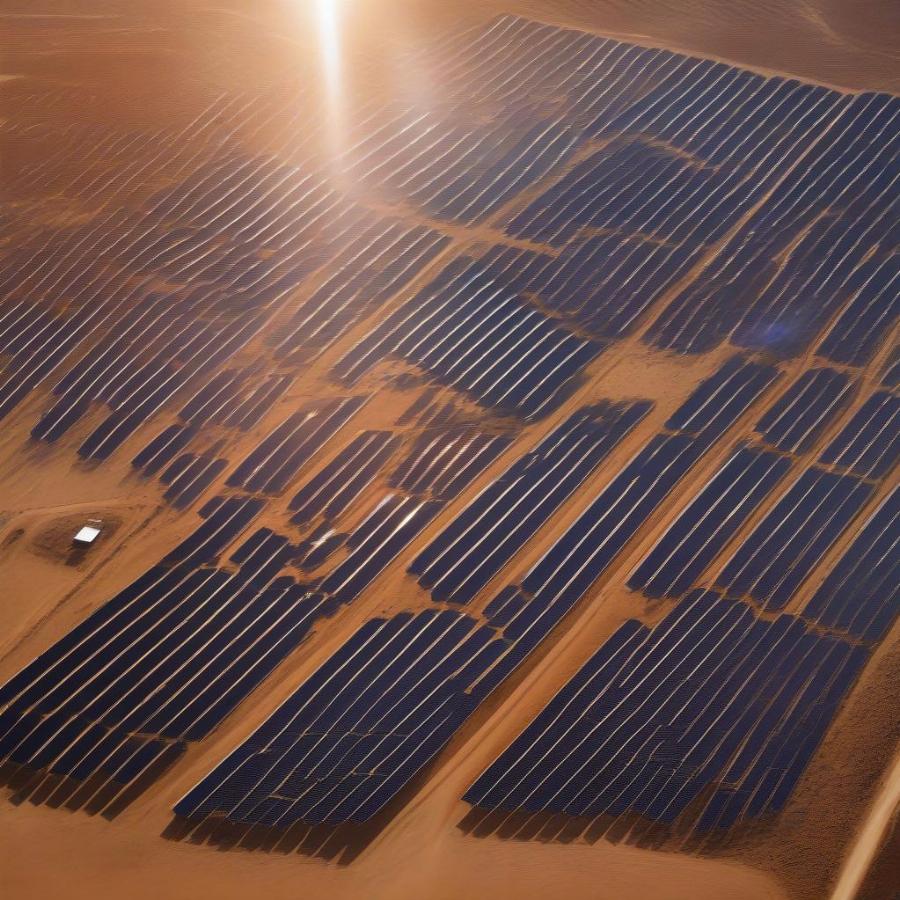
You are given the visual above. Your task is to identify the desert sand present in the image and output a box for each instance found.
[0,2,897,899]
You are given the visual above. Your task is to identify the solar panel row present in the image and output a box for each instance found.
[4,104,450,462]
[713,468,875,610]
[0,455,456,816]
[6,117,170,201]
[475,238,695,342]
[271,223,451,359]
[388,427,513,501]
[177,366,293,432]
[411,400,651,604]
[124,367,299,511]
[227,396,367,495]
[1,98,259,432]
[7,91,250,206]
[333,255,604,419]
[293,524,346,572]
[132,423,197,476]
[317,494,444,604]
[74,310,277,461]
[882,351,900,390]
[9,152,338,443]
[163,495,265,569]
[510,357,778,611]
[629,362,896,612]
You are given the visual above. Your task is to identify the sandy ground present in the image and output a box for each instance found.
[0,2,898,900]
[832,745,900,900]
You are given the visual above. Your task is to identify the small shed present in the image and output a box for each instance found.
[73,520,103,548]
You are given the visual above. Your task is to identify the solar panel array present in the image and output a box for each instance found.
[174,609,499,828]
[2,95,453,472]
[155,452,230,511]
[389,428,513,502]
[354,16,898,361]
[501,356,779,622]
[0,497,286,815]
[334,256,603,419]
[0,11,897,856]
[819,390,900,479]
[464,591,869,837]
[804,486,899,644]
[466,361,896,842]
[650,92,899,359]
[172,399,651,828]
[629,445,792,600]
[0,406,505,814]
[226,397,368,495]
[752,368,853,454]
[289,430,401,526]
[713,468,874,610]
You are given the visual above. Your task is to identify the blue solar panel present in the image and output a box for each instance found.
[754,368,854,453]
[803,485,898,642]
[715,469,875,610]
[629,445,791,598]
[2,12,896,850]
[819,390,900,479]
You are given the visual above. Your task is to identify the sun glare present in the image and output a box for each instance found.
[314,0,345,163]
[315,0,342,104]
